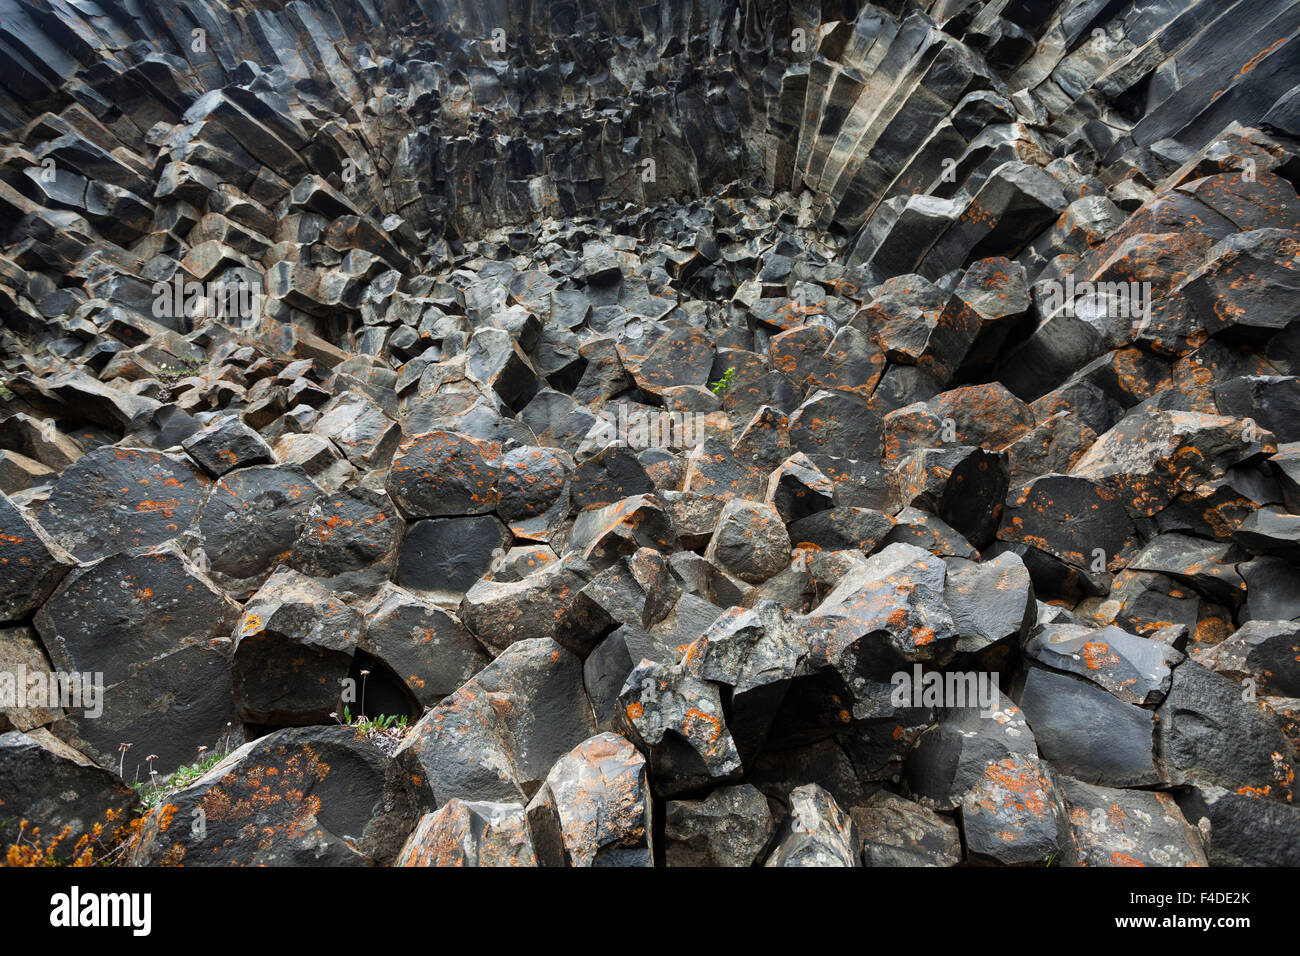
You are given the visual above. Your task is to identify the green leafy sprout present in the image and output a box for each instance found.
[708,365,737,396]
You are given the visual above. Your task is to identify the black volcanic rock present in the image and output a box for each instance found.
[0,493,72,623]
[196,464,322,589]
[40,447,209,562]
[131,725,424,866]
[0,730,139,857]
[231,569,362,727]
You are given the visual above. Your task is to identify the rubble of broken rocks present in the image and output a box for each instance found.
[2,0,1300,867]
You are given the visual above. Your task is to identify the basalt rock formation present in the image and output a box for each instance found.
[1,0,1299,867]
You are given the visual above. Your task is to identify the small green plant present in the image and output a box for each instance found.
[360,714,409,733]
[708,365,737,396]
[338,706,409,734]
[131,748,228,810]
[155,360,205,383]
[0,379,13,400]
[335,707,412,756]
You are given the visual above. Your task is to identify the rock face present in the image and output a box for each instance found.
[2,0,1299,868]
[396,799,537,867]
[131,726,424,866]
[526,732,653,866]
[0,729,139,857]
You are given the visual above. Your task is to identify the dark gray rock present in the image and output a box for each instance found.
[131,725,424,866]
[615,659,743,798]
[0,493,72,623]
[196,464,322,594]
[386,430,501,519]
[1194,620,1300,698]
[664,783,776,867]
[943,552,1035,663]
[4,0,1300,869]
[0,729,139,858]
[1176,787,1300,866]
[705,499,791,584]
[1058,775,1207,867]
[288,490,402,601]
[1156,661,1298,802]
[182,414,273,477]
[36,545,238,690]
[361,584,488,709]
[1024,623,1183,705]
[41,447,209,562]
[905,692,1067,865]
[460,557,607,657]
[395,638,596,806]
[230,569,362,726]
[395,514,510,600]
[526,732,651,867]
[1014,665,1161,788]
[852,791,962,867]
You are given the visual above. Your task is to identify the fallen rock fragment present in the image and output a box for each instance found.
[765,784,860,868]
[526,732,652,867]
[664,783,776,867]
[396,800,537,867]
